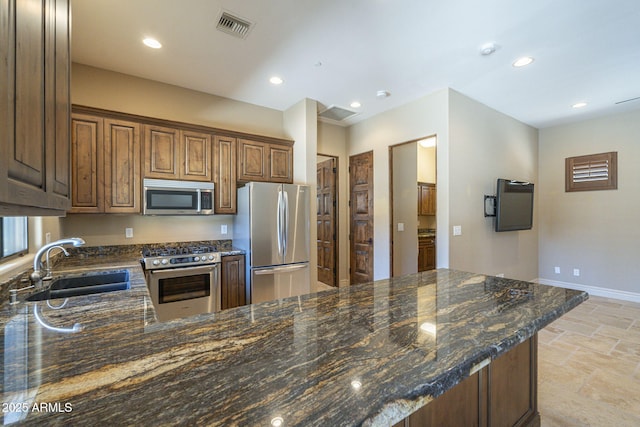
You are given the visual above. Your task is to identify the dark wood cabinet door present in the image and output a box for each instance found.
[489,336,537,427]
[418,183,436,215]
[237,139,267,182]
[144,125,179,179]
[268,144,293,183]
[181,130,211,182]
[409,371,484,427]
[213,135,237,214]
[1,0,71,213]
[418,237,436,272]
[104,119,140,213]
[48,0,70,201]
[221,255,246,310]
[70,115,103,213]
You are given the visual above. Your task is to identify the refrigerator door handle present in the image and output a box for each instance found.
[277,189,283,257]
[254,264,309,275]
[283,190,289,257]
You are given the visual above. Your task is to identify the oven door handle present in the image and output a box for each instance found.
[149,265,216,276]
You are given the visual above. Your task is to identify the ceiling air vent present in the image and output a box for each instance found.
[216,11,253,39]
[318,105,358,122]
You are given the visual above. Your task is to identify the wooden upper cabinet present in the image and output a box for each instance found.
[237,139,267,182]
[0,0,71,214]
[144,125,212,182]
[181,130,211,182]
[237,139,293,183]
[213,135,237,214]
[144,125,179,179]
[70,113,140,214]
[104,119,140,213]
[418,182,436,216]
[70,114,103,213]
[269,144,293,183]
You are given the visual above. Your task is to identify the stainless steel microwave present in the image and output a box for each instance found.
[143,178,214,215]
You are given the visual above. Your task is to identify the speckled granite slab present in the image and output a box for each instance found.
[0,268,587,426]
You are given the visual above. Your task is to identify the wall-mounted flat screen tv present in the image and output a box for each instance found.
[495,179,534,232]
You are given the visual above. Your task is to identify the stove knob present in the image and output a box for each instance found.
[208,255,214,261]
[153,260,160,266]
[161,259,168,265]
[194,256,200,262]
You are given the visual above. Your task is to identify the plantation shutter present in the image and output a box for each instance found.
[565,152,617,192]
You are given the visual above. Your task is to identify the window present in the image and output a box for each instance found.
[565,151,618,192]
[1,217,29,260]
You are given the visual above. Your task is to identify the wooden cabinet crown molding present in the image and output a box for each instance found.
[71,105,294,148]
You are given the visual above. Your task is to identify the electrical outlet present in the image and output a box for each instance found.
[221,224,228,235]
[554,266,561,274]
[397,222,404,232]
[452,225,462,236]
[45,232,51,244]
[573,268,580,277]
[125,228,133,239]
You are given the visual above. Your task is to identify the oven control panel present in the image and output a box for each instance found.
[143,252,221,270]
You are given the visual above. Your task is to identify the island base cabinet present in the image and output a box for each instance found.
[395,335,539,427]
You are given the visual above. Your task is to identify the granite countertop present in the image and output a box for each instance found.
[418,228,435,238]
[0,261,587,426]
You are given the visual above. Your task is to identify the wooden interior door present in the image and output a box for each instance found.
[349,151,374,285]
[317,157,337,286]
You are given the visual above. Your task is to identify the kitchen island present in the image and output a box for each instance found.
[0,259,587,426]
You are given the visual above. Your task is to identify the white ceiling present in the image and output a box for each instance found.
[72,0,640,128]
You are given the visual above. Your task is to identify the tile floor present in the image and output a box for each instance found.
[538,295,640,426]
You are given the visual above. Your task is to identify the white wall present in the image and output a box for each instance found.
[448,90,539,280]
[417,144,436,183]
[60,214,234,246]
[348,89,450,280]
[317,122,349,286]
[72,63,286,139]
[538,109,640,300]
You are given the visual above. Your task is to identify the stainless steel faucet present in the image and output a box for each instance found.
[30,238,86,289]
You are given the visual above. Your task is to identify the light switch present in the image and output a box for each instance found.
[452,225,462,236]
[397,222,404,232]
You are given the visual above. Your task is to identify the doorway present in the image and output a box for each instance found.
[349,151,374,284]
[316,155,338,287]
[389,137,437,277]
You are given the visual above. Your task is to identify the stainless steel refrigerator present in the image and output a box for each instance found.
[234,182,311,304]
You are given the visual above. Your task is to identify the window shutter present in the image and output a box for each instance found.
[565,152,617,192]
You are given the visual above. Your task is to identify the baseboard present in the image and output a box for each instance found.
[535,278,640,303]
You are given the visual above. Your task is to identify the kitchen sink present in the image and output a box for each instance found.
[26,270,130,301]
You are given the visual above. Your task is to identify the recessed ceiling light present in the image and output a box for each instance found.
[572,102,587,109]
[512,56,534,67]
[143,38,162,49]
[350,101,361,108]
[269,76,283,85]
[480,43,497,56]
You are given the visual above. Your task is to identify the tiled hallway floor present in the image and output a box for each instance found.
[538,295,640,426]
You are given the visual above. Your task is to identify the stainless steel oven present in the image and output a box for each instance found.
[142,246,221,322]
